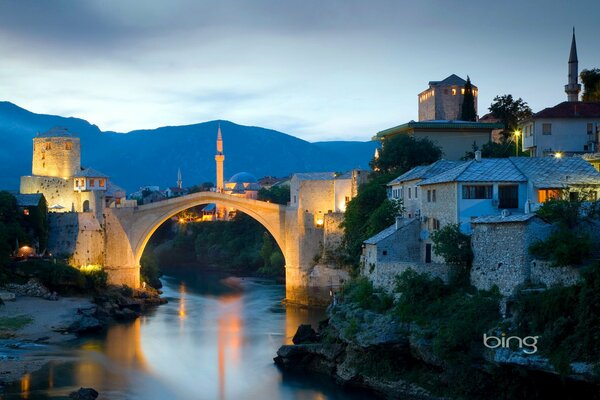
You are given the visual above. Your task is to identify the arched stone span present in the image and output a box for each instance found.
[128,192,288,266]
[105,191,323,305]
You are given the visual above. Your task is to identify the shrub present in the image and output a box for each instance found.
[80,265,108,290]
[342,277,394,313]
[529,228,593,267]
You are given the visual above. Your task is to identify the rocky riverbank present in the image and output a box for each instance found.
[275,300,600,400]
[0,279,167,387]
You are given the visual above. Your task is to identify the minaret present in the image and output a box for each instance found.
[177,168,182,189]
[215,124,225,193]
[565,27,581,102]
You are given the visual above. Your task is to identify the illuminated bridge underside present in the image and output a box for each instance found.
[104,192,322,305]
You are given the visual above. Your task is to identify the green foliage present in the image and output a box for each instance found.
[257,185,290,205]
[460,76,476,121]
[514,263,600,365]
[257,233,285,277]
[463,140,528,159]
[581,68,600,101]
[529,198,594,267]
[393,270,500,361]
[80,265,108,290]
[430,224,472,285]
[370,134,442,175]
[140,250,162,288]
[341,277,394,313]
[0,315,33,330]
[0,191,29,266]
[529,229,592,267]
[488,94,532,141]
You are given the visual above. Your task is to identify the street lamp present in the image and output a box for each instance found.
[514,130,521,156]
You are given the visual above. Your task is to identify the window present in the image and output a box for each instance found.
[65,141,72,150]
[408,187,412,199]
[432,189,436,202]
[461,88,465,95]
[45,142,52,150]
[414,187,418,198]
[462,185,492,199]
[498,185,519,208]
[345,196,350,203]
[23,209,29,216]
[430,218,440,231]
[427,190,431,202]
[382,250,388,256]
[538,189,561,203]
[588,123,594,135]
[90,179,95,187]
[451,88,457,95]
[293,195,297,203]
[99,179,105,187]
[542,123,552,135]
[444,89,449,95]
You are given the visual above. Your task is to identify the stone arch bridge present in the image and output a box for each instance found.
[104,192,324,305]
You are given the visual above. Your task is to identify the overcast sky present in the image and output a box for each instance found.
[0,0,599,141]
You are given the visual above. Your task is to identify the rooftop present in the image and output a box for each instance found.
[388,160,465,185]
[531,102,600,119]
[228,171,258,183]
[375,120,504,139]
[419,158,527,186]
[471,214,537,224]
[74,167,109,178]
[428,74,470,87]
[37,126,76,138]
[13,193,44,207]
[293,172,336,181]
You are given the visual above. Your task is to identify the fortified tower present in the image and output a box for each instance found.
[32,127,81,178]
[565,28,581,102]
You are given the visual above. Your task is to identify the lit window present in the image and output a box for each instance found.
[23,209,29,216]
[538,189,561,203]
[99,179,105,187]
[65,141,72,150]
[45,142,51,150]
[461,88,465,95]
[452,88,457,95]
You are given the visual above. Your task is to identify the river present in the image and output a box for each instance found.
[1,270,367,400]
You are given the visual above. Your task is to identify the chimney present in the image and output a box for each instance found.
[395,216,402,230]
[475,150,482,162]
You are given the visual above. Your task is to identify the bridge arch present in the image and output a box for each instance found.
[127,192,288,267]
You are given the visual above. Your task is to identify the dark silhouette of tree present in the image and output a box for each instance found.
[489,95,532,142]
[370,134,442,175]
[581,69,600,101]
[460,76,477,121]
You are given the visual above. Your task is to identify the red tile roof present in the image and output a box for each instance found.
[533,102,600,118]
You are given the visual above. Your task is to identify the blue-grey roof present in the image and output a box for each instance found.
[510,156,600,188]
[74,167,109,178]
[14,193,43,207]
[419,159,527,186]
[37,127,75,138]
[228,172,257,183]
[471,214,537,224]
[429,74,468,87]
[364,224,397,245]
[388,160,465,185]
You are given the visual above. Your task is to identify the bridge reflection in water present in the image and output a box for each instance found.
[11,275,364,400]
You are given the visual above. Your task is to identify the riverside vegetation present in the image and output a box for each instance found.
[275,132,600,399]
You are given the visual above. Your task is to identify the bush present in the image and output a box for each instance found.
[529,228,593,267]
[141,251,162,288]
[341,277,394,313]
[79,265,108,290]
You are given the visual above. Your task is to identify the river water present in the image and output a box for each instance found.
[2,270,367,400]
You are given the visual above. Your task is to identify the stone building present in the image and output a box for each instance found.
[418,74,479,121]
[20,127,115,221]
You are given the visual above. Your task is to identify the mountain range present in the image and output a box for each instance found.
[0,101,378,192]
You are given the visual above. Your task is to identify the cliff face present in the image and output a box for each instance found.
[274,301,600,400]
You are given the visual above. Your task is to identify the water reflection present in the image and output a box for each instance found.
[3,272,366,400]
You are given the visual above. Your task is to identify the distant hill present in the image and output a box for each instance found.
[0,101,378,192]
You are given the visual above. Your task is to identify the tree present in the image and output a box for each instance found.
[462,140,528,160]
[489,95,532,142]
[430,224,473,285]
[370,134,442,175]
[258,185,290,205]
[581,68,600,101]
[460,76,477,121]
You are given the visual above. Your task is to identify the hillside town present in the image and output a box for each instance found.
[1,13,600,400]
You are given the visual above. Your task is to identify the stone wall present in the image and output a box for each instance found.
[470,217,553,296]
[47,212,105,266]
[363,261,450,293]
[419,182,457,263]
[322,212,344,257]
[530,260,581,288]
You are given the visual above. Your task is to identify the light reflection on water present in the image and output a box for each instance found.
[3,272,366,400]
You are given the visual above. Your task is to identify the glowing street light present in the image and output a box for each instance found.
[554,152,563,159]
[514,130,521,156]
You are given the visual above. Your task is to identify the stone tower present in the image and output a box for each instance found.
[215,125,225,192]
[177,168,182,189]
[32,127,81,178]
[565,27,581,102]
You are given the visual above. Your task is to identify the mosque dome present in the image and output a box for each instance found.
[228,172,258,183]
